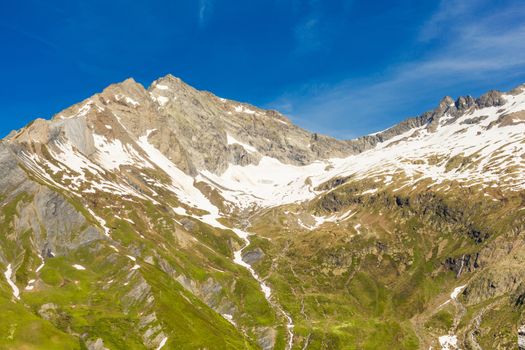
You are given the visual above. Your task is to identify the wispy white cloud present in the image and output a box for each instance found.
[0,22,58,51]
[292,0,325,53]
[294,17,321,53]
[270,0,525,138]
[198,0,214,28]
[418,0,487,41]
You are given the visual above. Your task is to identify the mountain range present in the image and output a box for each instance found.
[1,74,524,350]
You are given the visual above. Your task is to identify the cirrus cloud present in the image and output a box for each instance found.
[269,0,525,139]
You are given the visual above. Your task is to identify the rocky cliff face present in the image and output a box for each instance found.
[12,75,355,177]
[0,76,524,350]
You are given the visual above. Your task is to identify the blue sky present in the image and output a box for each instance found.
[1,0,524,139]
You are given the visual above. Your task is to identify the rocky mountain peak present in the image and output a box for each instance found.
[439,96,455,110]
[454,95,476,110]
[149,74,188,90]
[475,89,506,108]
[5,75,359,178]
[6,78,524,182]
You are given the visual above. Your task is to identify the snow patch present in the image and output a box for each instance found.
[232,229,271,299]
[226,134,258,153]
[35,255,45,273]
[156,96,169,106]
[115,94,139,107]
[137,130,227,229]
[201,91,525,209]
[25,279,36,291]
[450,285,466,300]
[438,335,458,350]
[155,337,168,350]
[125,97,139,107]
[222,313,236,325]
[77,102,92,118]
[234,105,257,114]
[87,208,111,236]
[109,245,119,253]
[4,264,20,300]
[93,134,151,171]
[199,156,328,210]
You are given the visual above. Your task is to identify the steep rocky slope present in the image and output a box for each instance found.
[0,75,524,349]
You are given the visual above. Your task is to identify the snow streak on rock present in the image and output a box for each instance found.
[4,264,20,300]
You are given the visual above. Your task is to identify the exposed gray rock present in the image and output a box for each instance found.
[351,87,508,146]
[86,338,110,350]
[519,325,525,350]
[509,84,525,95]
[228,143,260,166]
[149,332,167,350]
[0,143,32,194]
[256,327,277,350]
[139,313,158,329]
[179,217,197,232]
[143,325,162,340]
[242,247,265,265]
[5,75,355,177]
[476,90,506,108]
[122,275,152,310]
[14,186,104,255]
[455,95,476,111]
[38,303,59,321]
[460,115,489,125]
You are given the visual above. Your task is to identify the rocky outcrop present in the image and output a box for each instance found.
[85,338,110,350]
[242,247,265,265]
[444,253,480,277]
[519,325,525,350]
[346,88,509,151]
[256,327,277,350]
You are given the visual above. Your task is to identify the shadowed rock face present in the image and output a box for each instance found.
[0,142,103,261]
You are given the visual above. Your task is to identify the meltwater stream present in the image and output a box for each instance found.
[231,227,295,350]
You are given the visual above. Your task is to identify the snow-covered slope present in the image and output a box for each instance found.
[9,79,525,217]
[200,86,525,209]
